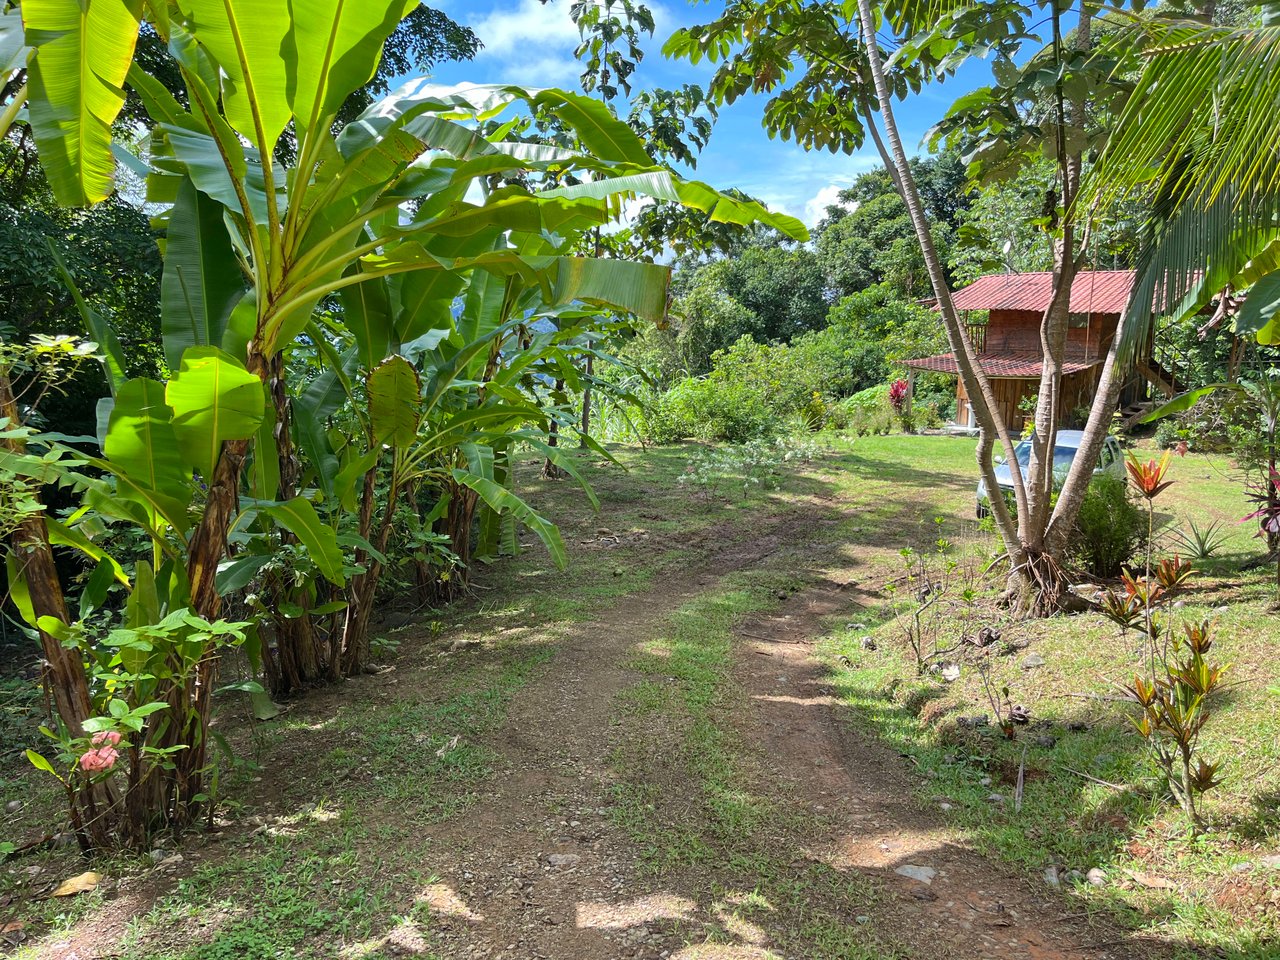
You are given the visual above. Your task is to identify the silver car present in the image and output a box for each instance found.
[976,430,1126,517]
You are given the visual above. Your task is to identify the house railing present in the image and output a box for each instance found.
[965,320,987,353]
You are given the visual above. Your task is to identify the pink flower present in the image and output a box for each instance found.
[79,746,119,774]
[91,731,121,748]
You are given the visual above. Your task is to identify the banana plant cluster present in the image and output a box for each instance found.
[2,0,804,847]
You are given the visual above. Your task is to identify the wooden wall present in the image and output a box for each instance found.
[982,309,1117,360]
[955,368,1102,432]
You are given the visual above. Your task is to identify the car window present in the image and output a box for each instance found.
[1013,443,1078,468]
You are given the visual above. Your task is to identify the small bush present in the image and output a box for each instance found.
[677,436,822,498]
[846,384,887,413]
[646,375,778,443]
[1072,473,1148,578]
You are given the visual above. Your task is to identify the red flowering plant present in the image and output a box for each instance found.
[1125,449,1175,500]
[1097,448,1228,830]
[888,379,909,414]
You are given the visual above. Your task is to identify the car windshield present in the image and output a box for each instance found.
[1011,443,1078,468]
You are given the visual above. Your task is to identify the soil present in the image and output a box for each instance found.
[11,508,1171,960]
[376,514,1157,960]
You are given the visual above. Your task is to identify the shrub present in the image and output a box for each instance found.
[846,384,887,413]
[646,375,778,443]
[676,436,823,499]
[1071,473,1148,578]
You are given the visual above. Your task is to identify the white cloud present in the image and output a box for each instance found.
[464,0,674,89]
[471,0,581,54]
[467,0,583,86]
[804,184,852,226]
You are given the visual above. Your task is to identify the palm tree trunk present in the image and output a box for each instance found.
[853,0,1026,564]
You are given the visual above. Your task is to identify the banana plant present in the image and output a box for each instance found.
[12,0,806,840]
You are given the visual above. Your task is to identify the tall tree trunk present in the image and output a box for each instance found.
[1041,5,1134,565]
[1010,2,1090,611]
[853,1,1026,567]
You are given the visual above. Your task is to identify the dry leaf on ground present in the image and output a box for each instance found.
[51,872,101,897]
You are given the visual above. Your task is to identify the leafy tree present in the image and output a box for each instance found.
[667,0,1172,612]
[814,159,965,300]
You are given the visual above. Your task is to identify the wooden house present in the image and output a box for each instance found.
[904,269,1174,431]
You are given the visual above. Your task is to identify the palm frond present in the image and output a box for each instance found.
[1087,18,1280,211]
[1118,185,1280,364]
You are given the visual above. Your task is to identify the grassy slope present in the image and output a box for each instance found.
[803,436,1280,958]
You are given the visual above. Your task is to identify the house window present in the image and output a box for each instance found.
[1069,312,1090,328]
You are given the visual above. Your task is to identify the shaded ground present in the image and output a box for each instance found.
[3,437,1270,958]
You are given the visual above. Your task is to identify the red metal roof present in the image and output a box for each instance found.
[903,352,1103,379]
[949,270,1135,315]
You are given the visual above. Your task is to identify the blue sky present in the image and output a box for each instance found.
[426,0,995,227]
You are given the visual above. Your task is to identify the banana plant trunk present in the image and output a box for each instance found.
[542,379,566,479]
[263,353,323,695]
[434,481,479,602]
[163,353,266,823]
[580,355,594,447]
[1,371,114,848]
[337,463,401,677]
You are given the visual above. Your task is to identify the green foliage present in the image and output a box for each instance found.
[816,155,969,301]
[1169,519,1229,562]
[0,187,163,435]
[1117,616,1231,829]
[28,600,256,793]
[658,241,829,375]
[645,371,778,443]
[634,280,948,442]
[1071,473,1147,578]
[950,160,1145,284]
